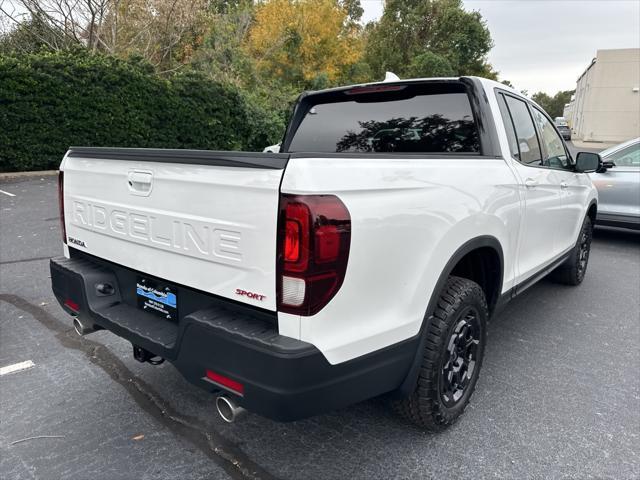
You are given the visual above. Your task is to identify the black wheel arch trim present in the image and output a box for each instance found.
[392,235,504,398]
[587,199,598,223]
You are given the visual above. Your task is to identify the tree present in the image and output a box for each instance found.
[532,89,574,118]
[96,0,209,71]
[0,14,80,53]
[406,52,455,78]
[1,0,209,71]
[191,0,255,86]
[245,0,364,87]
[0,0,111,52]
[340,0,364,26]
[364,0,495,80]
[190,1,296,148]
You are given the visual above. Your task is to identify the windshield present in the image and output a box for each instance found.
[604,141,640,167]
[601,138,640,158]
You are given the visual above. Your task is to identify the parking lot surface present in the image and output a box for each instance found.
[1,170,639,480]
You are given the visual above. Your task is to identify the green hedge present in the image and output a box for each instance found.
[0,51,285,172]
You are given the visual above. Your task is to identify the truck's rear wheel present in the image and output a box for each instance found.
[393,276,488,431]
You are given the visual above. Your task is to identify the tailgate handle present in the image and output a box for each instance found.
[128,170,153,196]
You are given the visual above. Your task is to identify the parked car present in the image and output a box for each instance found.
[590,137,640,230]
[554,116,568,126]
[50,76,600,431]
[557,124,572,140]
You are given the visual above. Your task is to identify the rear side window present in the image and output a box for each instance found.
[497,94,519,159]
[504,96,543,166]
[288,83,480,154]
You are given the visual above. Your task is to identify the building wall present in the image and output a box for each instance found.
[570,49,640,143]
[563,100,574,128]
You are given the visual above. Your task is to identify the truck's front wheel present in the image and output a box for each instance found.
[550,215,593,286]
[394,276,488,431]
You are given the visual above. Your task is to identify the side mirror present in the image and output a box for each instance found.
[575,152,601,173]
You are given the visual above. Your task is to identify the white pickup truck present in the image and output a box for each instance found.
[51,76,601,430]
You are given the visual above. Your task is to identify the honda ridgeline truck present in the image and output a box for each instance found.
[51,77,601,430]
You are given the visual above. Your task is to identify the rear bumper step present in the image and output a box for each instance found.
[50,253,417,421]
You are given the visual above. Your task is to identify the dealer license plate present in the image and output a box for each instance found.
[136,277,178,321]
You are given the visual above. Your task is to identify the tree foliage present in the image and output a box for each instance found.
[1,0,209,70]
[190,1,297,146]
[0,51,281,171]
[99,0,209,70]
[365,0,495,80]
[0,15,79,54]
[531,90,575,118]
[1,0,508,171]
[335,114,478,153]
[2,0,500,84]
[191,1,257,86]
[406,52,455,78]
[245,0,364,87]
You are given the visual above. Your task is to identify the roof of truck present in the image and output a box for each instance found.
[306,76,521,97]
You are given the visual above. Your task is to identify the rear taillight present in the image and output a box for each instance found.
[58,171,66,244]
[277,194,351,316]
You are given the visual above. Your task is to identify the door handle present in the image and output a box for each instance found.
[524,178,538,188]
[560,181,569,189]
[129,171,152,185]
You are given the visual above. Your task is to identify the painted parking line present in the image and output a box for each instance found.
[0,189,16,197]
[0,360,35,376]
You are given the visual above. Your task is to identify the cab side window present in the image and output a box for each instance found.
[504,96,543,166]
[531,107,571,170]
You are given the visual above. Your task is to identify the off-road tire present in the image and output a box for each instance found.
[550,216,593,286]
[393,276,488,431]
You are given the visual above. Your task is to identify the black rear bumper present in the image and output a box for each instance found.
[50,251,418,421]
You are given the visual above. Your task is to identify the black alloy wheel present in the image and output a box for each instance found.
[392,276,488,431]
[576,225,592,282]
[439,308,481,407]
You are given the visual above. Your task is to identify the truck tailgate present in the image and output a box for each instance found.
[61,148,288,311]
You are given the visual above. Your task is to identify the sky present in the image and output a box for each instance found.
[360,0,640,95]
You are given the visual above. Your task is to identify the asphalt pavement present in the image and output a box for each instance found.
[1,172,639,480]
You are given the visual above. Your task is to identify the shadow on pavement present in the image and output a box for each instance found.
[593,226,640,246]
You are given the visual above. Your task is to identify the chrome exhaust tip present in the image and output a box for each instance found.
[73,317,97,336]
[215,395,246,423]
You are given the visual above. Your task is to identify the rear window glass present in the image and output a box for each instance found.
[288,84,480,154]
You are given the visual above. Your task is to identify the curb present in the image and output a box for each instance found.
[0,170,58,180]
